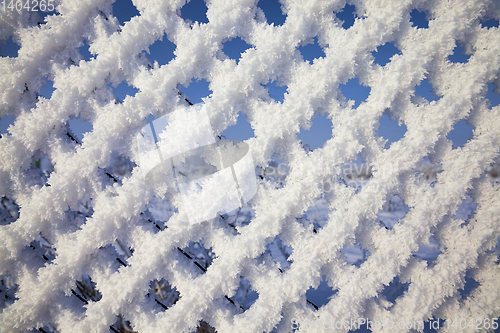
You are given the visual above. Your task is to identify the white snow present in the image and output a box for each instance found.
[0,0,500,332]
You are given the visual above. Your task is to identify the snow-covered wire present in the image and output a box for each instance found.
[0,0,499,332]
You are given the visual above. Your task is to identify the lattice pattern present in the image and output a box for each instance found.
[1,0,500,332]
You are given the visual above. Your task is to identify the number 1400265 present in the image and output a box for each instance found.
[1,0,55,12]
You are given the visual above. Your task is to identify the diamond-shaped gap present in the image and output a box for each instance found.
[416,157,443,183]
[33,233,56,263]
[297,113,333,151]
[112,239,134,268]
[181,0,209,25]
[480,18,499,29]
[99,151,134,187]
[341,158,373,190]
[105,151,136,181]
[412,237,441,262]
[0,36,20,58]
[22,231,57,267]
[457,269,479,301]
[454,193,477,225]
[264,80,287,103]
[221,112,255,141]
[414,79,440,103]
[372,42,401,67]
[448,44,470,64]
[259,155,288,188]
[196,321,216,333]
[20,82,38,107]
[267,236,293,272]
[341,243,369,266]
[446,119,474,148]
[222,37,252,64]
[377,112,407,149]
[67,116,93,143]
[179,241,216,273]
[146,278,180,312]
[380,276,409,306]
[34,6,57,26]
[22,237,52,270]
[34,323,59,333]
[298,37,325,64]
[0,196,20,225]
[38,78,54,99]
[214,211,242,236]
[110,314,138,333]
[410,9,429,29]
[230,277,259,311]
[487,159,500,183]
[257,0,286,27]
[340,77,371,109]
[317,174,337,199]
[146,35,176,67]
[26,148,50,182]
[139,208,165,234]
[65,199,94,231]
[336,4,356,29]
[226,211,251,232]
[486,82,500,108]
[25,159,49,191]
[77,40,95,62]
[222,206,254,231]
[72,274,102,304]
[109,81,139,103]
[295,196,330,235]
[89,244,126,278]
[112,0,140,26]
[0,115,14,137]
[147,195,177,231]
[179,78,211,104]
[377,194,409,230]
[305,275,337,309]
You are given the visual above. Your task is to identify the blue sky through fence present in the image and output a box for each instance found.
[1,0,498,152]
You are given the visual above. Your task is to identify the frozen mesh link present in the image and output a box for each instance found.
[0,0,499,332]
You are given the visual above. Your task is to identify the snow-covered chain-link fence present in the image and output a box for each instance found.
[1,0,500,332]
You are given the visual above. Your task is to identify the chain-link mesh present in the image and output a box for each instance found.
[0,0,499,332]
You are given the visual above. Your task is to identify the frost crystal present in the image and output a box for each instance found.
[1,0,500,332]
